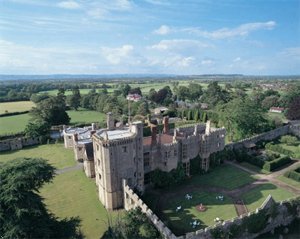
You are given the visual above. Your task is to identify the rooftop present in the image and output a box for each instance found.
[96,128,134,141]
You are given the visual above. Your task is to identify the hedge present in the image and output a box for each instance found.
[263,155,291,172]
[0,110,29,117]
[284,168,300,182]
[265,142,294,157]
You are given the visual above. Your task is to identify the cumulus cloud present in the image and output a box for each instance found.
[153,25,171,35]
[101,45,134,64]
[57,1,81,9]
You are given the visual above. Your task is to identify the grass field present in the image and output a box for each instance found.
[161,191,237,235]
[239,162,270,174]
[0,113,31,135]
[241,183,295,212]
[0,101,35,114]
[0,143,76,169]
[277,175,300,188]
[188,164,256,190]
[0,109,106,135]
[40,170,120,239]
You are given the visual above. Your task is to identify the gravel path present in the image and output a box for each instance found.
[55,162,83,174]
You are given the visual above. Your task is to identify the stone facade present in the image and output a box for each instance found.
[63,113,226,210]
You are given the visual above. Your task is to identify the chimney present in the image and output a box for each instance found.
[205,120,211,135]
[73,133,78,142]
[91,123,96,131]
[163,116,169,134]
[90,130,96,137]
[151,124,157,145]
[106,112,114,130]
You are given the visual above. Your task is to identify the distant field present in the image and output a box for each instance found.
[39,89,93,96]
[0,109,106,135]
[0,113,31,135]
[0,101,35,114]
[0,143,75,169]
[241,183,295,212]
[40,170,120,238]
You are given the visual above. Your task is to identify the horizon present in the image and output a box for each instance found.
[1,0,300,75]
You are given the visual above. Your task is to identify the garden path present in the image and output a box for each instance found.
[55,162,83,174]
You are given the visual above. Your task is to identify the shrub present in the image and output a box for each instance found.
[263,155,291,172]
[265,142,294,157]
[151,164,185,188]
[242,209,268,233]
[280,135,299,146]
[284,168,300,182]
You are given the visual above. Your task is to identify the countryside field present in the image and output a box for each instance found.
[0,101,35,114]
[0,109,106,135]
[0,143,76,169]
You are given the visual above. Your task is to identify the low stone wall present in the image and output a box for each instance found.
[225,123,300,151]
[0,136,42,152]
[123,180,177,239]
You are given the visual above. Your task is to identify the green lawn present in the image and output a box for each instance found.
[239,162,270,174]
[68,109,106,125]
[0,101,35,114]
[161,191,237,235]
[0,113,31,135]
[277,175,300,188]
[188,164,256,190]
[40,170,120,239]
[0,109,106,135]
[0,143,76,169]
[241,183,295,212]
[39,89,93,96]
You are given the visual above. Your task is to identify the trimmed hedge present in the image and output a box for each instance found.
[0,110,29,117]
[284,167,300,182]
[265,142,294,157]
[263,155,291,172]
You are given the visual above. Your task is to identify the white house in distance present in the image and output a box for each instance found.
[269,107,285,113]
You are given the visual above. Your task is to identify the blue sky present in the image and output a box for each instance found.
[0,0,299,75]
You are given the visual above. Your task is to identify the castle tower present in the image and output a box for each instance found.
[106,112,114,130]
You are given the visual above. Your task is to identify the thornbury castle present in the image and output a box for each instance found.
[63,113,226,210]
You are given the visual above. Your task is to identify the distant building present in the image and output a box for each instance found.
[63,113,226,210]
[269,107,285,113]
[154,106,169,115]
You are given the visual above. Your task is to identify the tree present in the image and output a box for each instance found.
[137,101,150,116]
[218,98,271,141]
[286,96,300,120]
[69,86,81,110]
[261,95,279,110]
[202,81,230,106]
[187,83,203,101]
[176,86,190,101]
[0,158,81,239]
[30,96,70,125]
[24,121,50,138]
[120,84,131,98]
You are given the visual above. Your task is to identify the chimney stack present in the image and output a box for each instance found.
[151,124,157,145]
[90,130,96,137]
[163,116,169,134]
[205,120,211,135]
[106,112,114,130]
[73,133,78,142]
[91,123,96,131]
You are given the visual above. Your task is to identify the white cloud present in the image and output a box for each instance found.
[153,25,171,35]
[233,57,241,62]
[279,47,300,59]
[153,21,276,39]
[57,1,81,9]
[144,0,170,5]
[201,59,214,65]
[101,45,134,64]
[150,39,211,51]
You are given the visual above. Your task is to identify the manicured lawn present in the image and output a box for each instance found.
[161,191,237,235]
[0,113,30,135]
[68,109,106,125]
[188,164,256,190]
[0,101,35,114]
[40,170,120,239]
[241,183,295,212]
[277,175,300,188]
[0,143,76,169]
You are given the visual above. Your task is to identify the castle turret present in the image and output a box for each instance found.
[163,116,169,134]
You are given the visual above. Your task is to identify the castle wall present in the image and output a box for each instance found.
[0,136,42,152]
[83,160,95,178]
[64,133,74,149]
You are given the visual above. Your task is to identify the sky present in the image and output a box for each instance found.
[0,0,299,75]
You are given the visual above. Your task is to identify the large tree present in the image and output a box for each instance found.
[0,158,81,239]
[218,98,271,141]
[68,86,81,110]
[30,96,70,125]
[286,96,300,120]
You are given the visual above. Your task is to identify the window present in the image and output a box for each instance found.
[97,145,99,151]
[122,146,127,153]
[144,152,150,167]
[174,149,177,156]
[164,162,167,166]
[99,173,102,180]
[68,136,72,139]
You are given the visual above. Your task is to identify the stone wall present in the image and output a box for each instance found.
[0,136,42,152]
[123,180,177,239]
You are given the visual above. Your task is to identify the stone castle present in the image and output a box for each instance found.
[63,113,226,210]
